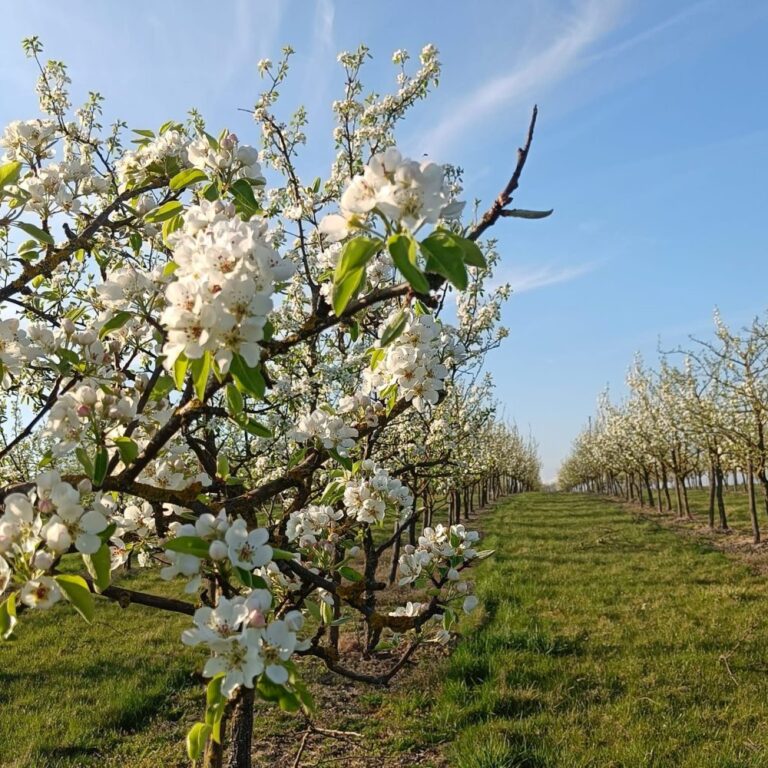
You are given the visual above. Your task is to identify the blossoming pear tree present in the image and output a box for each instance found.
[0,39,545,766]
[560,311,768,544]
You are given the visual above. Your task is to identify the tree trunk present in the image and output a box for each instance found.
[654,470,663,513]
[748,462,760,544]
[707,462,716,529]
[716,466,728,530]
[224,687,254,768]
[681,477,692,519]
[673,472,684,518]
[661,464,672,511]
[643,469,655,510]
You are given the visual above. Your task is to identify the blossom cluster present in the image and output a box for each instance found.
[365,311,450,412]
[187,132,263,183]
[397,522,481,616]
[0,471,111,621]
[0,319,40,386]
[45,381,138,457]
[320,146,463,240]
[116,128,189,185]
[160,512,273,594]
[161,199,294,373]
[182,592,309,697]
[342,460,414,524]
[289,409,359,456]
[286,504,344,549]
[0,118,56,162]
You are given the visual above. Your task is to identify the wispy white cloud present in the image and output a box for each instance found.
[588,0,715,62]
[301,0,336,113]
[312,0,335,57]
[221,0,285,84]
[502,260,599,293]
[421,0,626,155]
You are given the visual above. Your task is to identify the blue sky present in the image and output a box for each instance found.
[2,0,767,480]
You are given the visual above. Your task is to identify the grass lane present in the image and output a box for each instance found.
[4,492,768,767]
[384,493,768,767]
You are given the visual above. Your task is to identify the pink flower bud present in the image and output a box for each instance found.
[38,497,54,514]
[247,608,266,628]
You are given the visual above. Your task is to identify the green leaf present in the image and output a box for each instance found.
[162,260,179,277]
[93,446,109,486]
[454,235,487,268]
[144,200,183,223]
[202,182,219,201]
[334,236,381,276]
[287,447,308,469]
[332,266,366,318]
[204,677,227,742]
[190,352,211,401]
[173,354,189,390]
[338,565,363,582]
[161,213,184,245]
[16,221,54,245]
[420,230,468,290]
[379,310,407,348]
[113,436,139,465]
[388,233,430,294]
[151,375,175,400]
[278,691,300,712]
[329,449,353,471]
[83,544,111,592]
[164,536,210,558]
[206,676,223,707]
[0,162,22,191]
[331,237,381,316]
[18,239,39,256]
[305,600,322,622]
[270,548,295,561]
[236,417,272,438]
[186,722,212,760]
[38,449,54,469]
[230,179,260,218]
[234,567,268,590]
[169,168,208,191]
[76,447,94,480]
[293,679,315,711]
[229,355,266,399]
[369,347,386,370]
[99,523,117,543]
[55,575,95,623]
[503,208,553,219]
[98,311,133,339]
[225,383,244,415]
[257,675,284,703]
[0,594,17,640]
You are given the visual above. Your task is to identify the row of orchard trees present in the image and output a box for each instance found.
[560,311,768,544]
[0,40,541,767]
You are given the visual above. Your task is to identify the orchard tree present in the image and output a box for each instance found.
[0,39,544,766]
[560,311,768,545]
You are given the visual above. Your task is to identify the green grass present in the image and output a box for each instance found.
[644,484,757,536]
[4,493,768,767]
[383,493,768,767]
[0,569,202,768]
